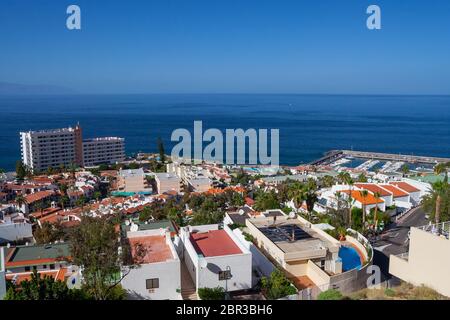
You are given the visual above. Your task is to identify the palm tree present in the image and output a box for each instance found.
[303,179,318,219]
[15,194,27,212]
[59,195,69,209]
[321,175,335,188]
[334,191,348,225]
[423,180,448,224]
[289,185,305,213]
[337,172,350,184]
[401,164,410,177]
[434,163,447,176]
[345,176,355,227]
[359,189,369,229]
[373,191,381,231]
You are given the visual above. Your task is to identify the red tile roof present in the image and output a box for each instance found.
[380,185,409,198]
[190,229,242,257]
[342,190,385,205]
[30,207,62,219]
[24,190,55,204]
[6,268,67,284]
[389,182,420,193]
[354,183,391,197]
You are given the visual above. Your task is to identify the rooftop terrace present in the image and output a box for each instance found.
[247,216,339,260]
[127,235,174,264]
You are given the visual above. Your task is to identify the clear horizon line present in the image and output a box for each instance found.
[1,92,450,97]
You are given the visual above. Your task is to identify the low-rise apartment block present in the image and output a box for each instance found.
[154,172,181,194]
[246,215,342,289]
[179,224,252,293]
[167,162,212,192]
[117,168,152,193]
[121,228,182,300]
[2,243,76,288]
[389,221,450,297]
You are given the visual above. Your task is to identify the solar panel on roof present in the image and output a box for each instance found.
[260,224,312,242]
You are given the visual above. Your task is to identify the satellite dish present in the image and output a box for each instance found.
[199,258,208,269]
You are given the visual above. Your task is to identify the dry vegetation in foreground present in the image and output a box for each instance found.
[350,282,449,300]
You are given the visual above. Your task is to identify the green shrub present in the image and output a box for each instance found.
[198,287,225,300]
[317,289,343,300]
[228,223,245,230]
[261,269,297,299]
[384,288,396,297]
[242,231,254,242]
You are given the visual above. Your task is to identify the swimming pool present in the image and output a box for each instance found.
[338,246,362,272]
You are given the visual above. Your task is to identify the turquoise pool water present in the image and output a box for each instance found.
[111,191,152,197]
[339,246,362,272]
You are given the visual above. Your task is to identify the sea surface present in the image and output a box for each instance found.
[0,94,449,171]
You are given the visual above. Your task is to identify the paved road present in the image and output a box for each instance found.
[372,206,428,281]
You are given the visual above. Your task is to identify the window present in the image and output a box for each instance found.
[43,265,47,269]
[24,266,31,272]
[146,278,159,289]
[219,270,232,281]
[49,264,55,270]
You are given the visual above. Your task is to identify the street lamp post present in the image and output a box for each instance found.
[224,265,232,300]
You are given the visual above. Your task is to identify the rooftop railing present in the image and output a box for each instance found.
[418,221,450,240]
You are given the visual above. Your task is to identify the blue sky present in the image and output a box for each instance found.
[0,0,449,94]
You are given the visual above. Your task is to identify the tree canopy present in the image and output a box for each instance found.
[69,216,126,300]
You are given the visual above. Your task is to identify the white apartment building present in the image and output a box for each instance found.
[167,162,212,192]
[82,137,125,167]
[121,229,182,300]
[118,168,151,193]
[179,224,252,293]
[154,172,181,194]
[20,127,79,173]
[20,124,125,172]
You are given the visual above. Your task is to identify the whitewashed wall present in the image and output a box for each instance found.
[0,222,32,243]
[121,259,181,300]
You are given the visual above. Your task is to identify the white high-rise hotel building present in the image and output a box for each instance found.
[20,124,125,172]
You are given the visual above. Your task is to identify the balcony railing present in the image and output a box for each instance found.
[418,221,450,240]
[396,252,409,261]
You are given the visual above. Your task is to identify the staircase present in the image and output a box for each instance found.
[181,259,198,300]
[181,288,198,300]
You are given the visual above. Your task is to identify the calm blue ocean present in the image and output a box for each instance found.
[0,94,449,171]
